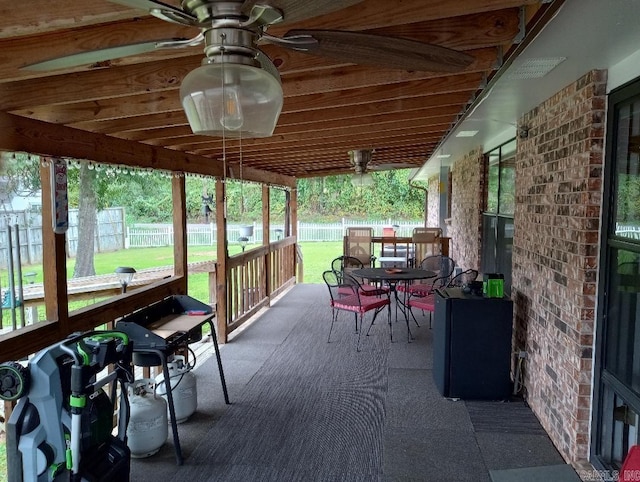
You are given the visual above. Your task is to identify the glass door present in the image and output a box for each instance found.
[593,78,640,473]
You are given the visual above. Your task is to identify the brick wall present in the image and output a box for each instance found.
[449,148,484,271]
[512,70,606,464]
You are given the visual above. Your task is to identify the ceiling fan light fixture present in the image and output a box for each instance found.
[351,172,374,187]
[349,149,373,173]
[180,60,283,138]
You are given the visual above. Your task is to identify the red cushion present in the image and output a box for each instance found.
[621,445,640,481]
[339,284,388,297]
[408,294,435,312]
[338,286,356,296]
[398,283,432,295]
[360,284,389,296]
[332,294,388,314]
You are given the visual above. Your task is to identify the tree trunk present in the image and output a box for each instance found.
[73,163,97,278]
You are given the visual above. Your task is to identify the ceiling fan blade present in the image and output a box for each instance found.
[371,162,418,171]
[283,30,475,72]
[109,0,199,25]
[242,0,363,26]
[22,39,189,71]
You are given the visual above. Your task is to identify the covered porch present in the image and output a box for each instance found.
[130,283,578,481]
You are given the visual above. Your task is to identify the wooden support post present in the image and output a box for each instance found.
[284,190,291,238]
[172,173,188,293]
[215,179,228,343]
[290,189,301,282]
[290,188,298,238]
[40,158,69,328]
[262,185,271,300]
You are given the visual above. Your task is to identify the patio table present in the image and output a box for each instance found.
[352,267,435,340]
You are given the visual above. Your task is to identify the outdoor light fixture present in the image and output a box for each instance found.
[180,46,283,138]
[275,228,283,240]
[115,266,136,293]
[238,236,249,252]
[349,149,375,187]
[351,172,374,187]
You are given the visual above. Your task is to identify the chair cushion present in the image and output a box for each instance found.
[397,283,432,295]
[332,294,389,314]
[360,284,389,296]
[338,286,356,296]
[408,294,436,312]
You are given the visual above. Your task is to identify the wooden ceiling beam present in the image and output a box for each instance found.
[0,0,140,40]
[162,113,458,152]
[0,112,295,187]
[63,73,483,139]
[18,84,474,126]
[1,9,518,82]
[90,99,464,139]
[192,132,445,162]
[1,46,492,113]
[118,105,459,146]
[184,122,452,158]
[266,0,538,33]
[250,144,437,167]
[0,18,198,82]
[241,146,440,176]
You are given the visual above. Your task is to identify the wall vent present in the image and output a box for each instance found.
[506,57,566,80]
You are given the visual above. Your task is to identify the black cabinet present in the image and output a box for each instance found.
[432,288,513,399]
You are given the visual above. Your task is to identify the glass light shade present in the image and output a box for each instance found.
[180,62,283,138]
[115,266,136,287]
[239,225,254,237]
[351,172,374,187]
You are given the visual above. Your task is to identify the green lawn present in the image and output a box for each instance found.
[1,241,342,312]
[0,442,5,481]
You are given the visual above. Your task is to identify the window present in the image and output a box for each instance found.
[482,139,516,294]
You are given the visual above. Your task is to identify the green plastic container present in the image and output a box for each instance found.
[483,273,504,298]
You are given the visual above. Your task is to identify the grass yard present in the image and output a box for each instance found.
[0,241,343,332]
[1,241,344,325]
[0,439,5,481]
[1,241,341,287]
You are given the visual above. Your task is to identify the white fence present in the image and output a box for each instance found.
[0,207,125,268]
[126,220,640,249]
[127,219,424,248]
[616,224,640,240]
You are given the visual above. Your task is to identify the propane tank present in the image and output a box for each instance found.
[155,355,197,423]
[127,379,168,458]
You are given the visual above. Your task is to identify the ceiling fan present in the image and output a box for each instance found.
[25,0,474,138]
[349,149,416,173]
[349,149,376,186]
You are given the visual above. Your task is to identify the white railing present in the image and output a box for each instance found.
[615,223,640,240]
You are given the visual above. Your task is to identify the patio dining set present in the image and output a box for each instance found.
[323,226,478,351]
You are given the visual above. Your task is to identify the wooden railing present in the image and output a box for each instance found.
[224,237,298,336]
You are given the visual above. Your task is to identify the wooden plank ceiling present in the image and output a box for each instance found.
[0,0,551,180]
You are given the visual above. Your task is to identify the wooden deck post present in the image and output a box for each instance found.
[290,189,301,282]
[215,178,228,343]
[40,158,69,328]
[262,185,271,300]
[172,173,188,293]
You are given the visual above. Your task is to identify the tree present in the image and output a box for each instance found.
[0,152,41,199]
[72,163,98,278]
